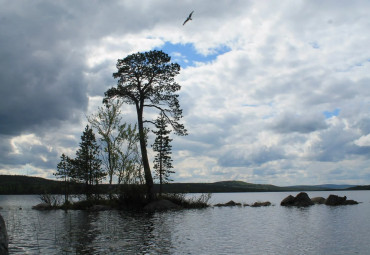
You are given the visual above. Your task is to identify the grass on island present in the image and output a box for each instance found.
[37,189,212,211]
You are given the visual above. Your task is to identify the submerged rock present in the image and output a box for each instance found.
[311,197,326,204]
[144,199,180,212]
[325,195,359,206]
[225,200,241,206]
[251,201,271,207]
[0,214,8,255]
[281,192,314,207]
[214,200,242,207]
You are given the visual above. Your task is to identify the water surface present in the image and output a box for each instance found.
[1,191,369,254]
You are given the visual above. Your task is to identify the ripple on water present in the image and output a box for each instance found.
[1,192,370,254]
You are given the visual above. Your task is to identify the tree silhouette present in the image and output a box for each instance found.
[74,125,104,199]
[54,153,73,203]
[104,50,187,200]
[152,112,174,196]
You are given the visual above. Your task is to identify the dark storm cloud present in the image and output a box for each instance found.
[0,1,90,135]
[270,112,328,134]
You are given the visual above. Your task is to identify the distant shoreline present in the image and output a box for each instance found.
[1,175,369,195]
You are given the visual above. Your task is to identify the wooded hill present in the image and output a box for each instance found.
[0,175,367,195]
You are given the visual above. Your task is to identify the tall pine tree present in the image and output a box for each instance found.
[104,50,187,200]
[74,125,105,199]
[152,112,174,196]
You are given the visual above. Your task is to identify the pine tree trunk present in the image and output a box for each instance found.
[137,103,154,201]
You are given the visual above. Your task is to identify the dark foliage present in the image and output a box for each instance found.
[73,125,106,199]
[152,112,174,195]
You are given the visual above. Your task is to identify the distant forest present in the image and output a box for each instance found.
[0,175,369,195]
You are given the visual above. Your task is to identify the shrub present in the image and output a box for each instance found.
[161,193,212,209]
[39,193,61,207]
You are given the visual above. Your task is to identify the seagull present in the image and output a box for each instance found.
[183,11,194,26]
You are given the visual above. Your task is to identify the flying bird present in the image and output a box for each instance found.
[183,11,194,26]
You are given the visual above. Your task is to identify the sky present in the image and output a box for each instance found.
[1,0,370,186]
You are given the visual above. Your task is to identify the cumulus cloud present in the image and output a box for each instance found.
[354,134,370,147]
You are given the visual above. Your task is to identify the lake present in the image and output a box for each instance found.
[1,191,370,254]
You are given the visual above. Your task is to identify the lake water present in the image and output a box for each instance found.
[1,191,370,254]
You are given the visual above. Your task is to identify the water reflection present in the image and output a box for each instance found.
[1,192,370,254]
[43,210,176,254]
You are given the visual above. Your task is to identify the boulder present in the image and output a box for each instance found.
[295,192,314,206]
[311,197,326,204]
[214,200,242,207]
[325,195,347,206]
[225,200,241,206]
[32,203,53,210]
[144,199,180,212]
[325,195,358,206]
[0,214,8,255]
[251,201,271,207]
[281,192,314,207]
[280,195,295,206]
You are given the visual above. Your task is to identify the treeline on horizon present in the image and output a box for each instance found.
[0,175,369,195]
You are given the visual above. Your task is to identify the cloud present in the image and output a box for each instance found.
[218,145,285,168]
[0,2,89,136]
[354,134,370,147]
[1,0,370,186]
[270,112,328,134]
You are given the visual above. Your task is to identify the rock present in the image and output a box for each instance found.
[214,200,242,207]
[280,195,295,206]
[325,195,347,206]
[144,199,180,212]
[251,201,271,207]
[32,203,53,210]
[311,197,326,204]
[281,192,314,207]
[0,214,8,255]
[294,192,314,207]
[225,200,241,206]
[344,200,359,205]
[325,195,358,206]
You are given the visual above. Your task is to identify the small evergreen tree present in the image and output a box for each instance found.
[74,125,105,199]
[152,112,174,196]
[54,153,73,204]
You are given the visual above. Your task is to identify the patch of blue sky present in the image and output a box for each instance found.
[309,41,320,49]
[155,42,230,68]
[323,108,340,118]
